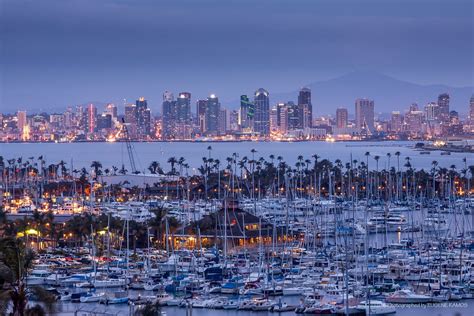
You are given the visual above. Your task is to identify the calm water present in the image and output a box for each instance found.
[56,295,474,316]
[1,141,472,172]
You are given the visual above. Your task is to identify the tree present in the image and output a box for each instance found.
[0,238,56,315]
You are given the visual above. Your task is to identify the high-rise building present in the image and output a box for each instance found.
[469,95,474,127]
[424,102,439,121]
[286,101,300,130]
[253,88,270,136]
[405,109,425,137]
[105,103,118,119]
[97,114,112,130]
[229,110,240,132]
[162,92,177,139]
[335,108,348,128]
[355,98,375,133]
[17,111,27,133]
[136,97,151,137]
[196,99,207,134]
[205,94,220,135]
[298,88,312,127]
[175,92,192,139]
[274,103,289,134]
[438,93,450,122]
[124,104,138,138]
[390,111,402,132]
[218,108,227,135]
[239,95,254,132]
[86,104,97,134]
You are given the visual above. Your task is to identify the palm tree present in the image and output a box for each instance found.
[148,161,162,174]
[90,161,103,179]
[167,157,177,175]
[0,237,56,315]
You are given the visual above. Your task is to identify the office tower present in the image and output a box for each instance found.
[286,101,300,130]
[405,109,425,137]
[270,106,278,132]
[469,95,474,126]
[298,87,312,127]
[17,111,27,133]
[355,98,375,133]
[97,114,112,130]
[438,93,450,122]
[424,102,439,121]
[86,104,97,134]
[205,94,220,136]
[229,110,240,132]
[390,111,402,132]
[336,108,348,128]
[105,103,118,119]
[176,92,192,139]
[136,97,151,137]
[196,99,207,134]
[253,88,270,136]
[124,104,138,138]
[239,95,254,131]
[275,103,289,134]
[162,92,177,139]
[218,108,227,135]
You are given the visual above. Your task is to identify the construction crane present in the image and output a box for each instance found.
[121,118,137,174]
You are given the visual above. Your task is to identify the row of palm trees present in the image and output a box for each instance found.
[2,150,474,202]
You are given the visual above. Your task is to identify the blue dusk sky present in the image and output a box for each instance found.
[0,0,472,113]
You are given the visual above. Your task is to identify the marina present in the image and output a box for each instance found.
[1,143,474,315]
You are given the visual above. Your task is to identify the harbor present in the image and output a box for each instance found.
[1,144,474,315]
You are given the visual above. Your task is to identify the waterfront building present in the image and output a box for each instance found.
[228,110,240,132]
[469,95,474,131]
[253,88,270,136]
[86,104,97,134]
[355,98,375,134]
[105,103,118,119]
[176,92,192,139]
[124,103,138,138]
[438,93,450,123]
[298,87,312,127]
[136,97,151,137]
[239,95,254,132]
[196,99,207,134]
[205,94,220,136]
[336,108,348,129]
[162,92,177,140]
[390,111,402,133]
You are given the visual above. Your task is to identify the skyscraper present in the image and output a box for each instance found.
[176,92,192,139]
[136,97,151,137]
[470,95,474,127]
[124,104,138,138]
[438,93,450,122]
[196,99,207,134]
[390,111,402,132]
[86,104,97,134]
[253,88,270,136]
[105,103,118,119]
[17,111,27,133]
[335,108,348,129]
[298,87,312,127]
[424,102,439,121]
[239,95,254,131]
[205,94,220,136]
[286,101,300,130]
[355,98,375,133]
[162,91,177,139]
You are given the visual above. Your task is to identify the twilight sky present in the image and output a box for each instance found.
[1,0,473,113]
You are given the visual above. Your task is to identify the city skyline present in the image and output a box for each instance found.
[1,0,472,112]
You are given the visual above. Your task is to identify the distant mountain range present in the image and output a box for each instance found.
[266,70,473,116]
